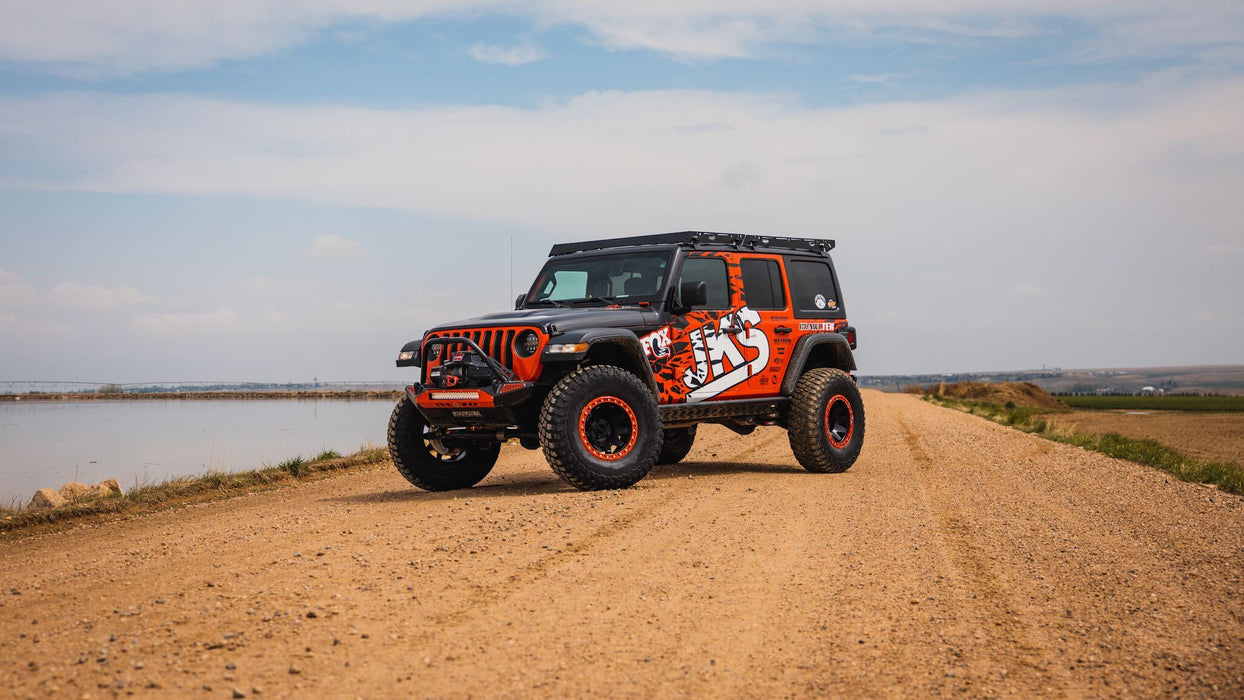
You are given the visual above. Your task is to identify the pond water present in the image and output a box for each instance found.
[0,399,397,506]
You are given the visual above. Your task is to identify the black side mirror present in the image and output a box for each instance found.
[515,294,525,310]
[675,281,708,313]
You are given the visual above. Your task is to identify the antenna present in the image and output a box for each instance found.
[509,234,514,303]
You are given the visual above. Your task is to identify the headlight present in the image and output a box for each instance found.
[514,330,540,358]
[397,351,415,362]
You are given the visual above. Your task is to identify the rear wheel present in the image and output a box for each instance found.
[787,368,865,473]
[387,397,499,491]
[656,426,697,465]
[539,366,662,490]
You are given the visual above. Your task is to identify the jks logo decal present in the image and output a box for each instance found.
[640,306,771,403]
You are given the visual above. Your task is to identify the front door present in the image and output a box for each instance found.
[639,252,789,404]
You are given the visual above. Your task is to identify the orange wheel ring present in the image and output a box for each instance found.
[824,394,854,449]
[578,396,639,461]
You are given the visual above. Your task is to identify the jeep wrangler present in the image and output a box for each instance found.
[389,231,863,491]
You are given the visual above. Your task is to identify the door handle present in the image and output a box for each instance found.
[775,326,793,335]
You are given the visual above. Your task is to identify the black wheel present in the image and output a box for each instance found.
[787,368,865,473]
[539,366,662,490]
[656,426,697,465]
[387,397,500,491]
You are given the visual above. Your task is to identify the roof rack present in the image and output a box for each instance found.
[549,231,835,257]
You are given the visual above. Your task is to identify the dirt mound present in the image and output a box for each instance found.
[926,381,1067,409]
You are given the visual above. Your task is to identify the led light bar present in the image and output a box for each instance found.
[429,391,481,401]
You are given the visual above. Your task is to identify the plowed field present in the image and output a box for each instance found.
[1046,410,1244,467]
[3,391,1242,698]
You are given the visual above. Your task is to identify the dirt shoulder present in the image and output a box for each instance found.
[2,391,1241,698]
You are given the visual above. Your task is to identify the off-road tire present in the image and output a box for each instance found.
[387,397,500,491]
[656,426,697,465]
[539,366,662,490]
[787,368,865,473]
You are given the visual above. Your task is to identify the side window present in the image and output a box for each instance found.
[740,259,786,310]
[787,260,841,314]
[678,257,730,309]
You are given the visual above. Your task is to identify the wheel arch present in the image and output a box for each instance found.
[544,328,659,395]
[780,333,857,396]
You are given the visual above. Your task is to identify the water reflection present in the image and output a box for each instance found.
[0,399,396,505]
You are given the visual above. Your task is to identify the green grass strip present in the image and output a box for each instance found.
[926,396,1244,496]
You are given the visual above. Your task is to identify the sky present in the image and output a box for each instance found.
[1,1,1242,383]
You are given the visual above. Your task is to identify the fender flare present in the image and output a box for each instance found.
[779,333,857,396]
[541,328,659,395]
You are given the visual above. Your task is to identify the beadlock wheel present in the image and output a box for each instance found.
[539,366,662,490]
[578,396,639,461]
[788,368,866,473]
[387,397,499,491]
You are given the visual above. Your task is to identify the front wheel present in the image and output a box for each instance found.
[787,368,865,473]
[539,366,662,490]
[387,397,500,491]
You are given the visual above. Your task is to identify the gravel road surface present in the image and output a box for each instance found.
[3,391,1242,698]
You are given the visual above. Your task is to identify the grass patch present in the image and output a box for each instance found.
[0,444,390,535]
[1059,395,1244,412]
[925,395,1243,496]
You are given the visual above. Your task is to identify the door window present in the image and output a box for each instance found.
[678,257,730,309]
[740,258,786,310]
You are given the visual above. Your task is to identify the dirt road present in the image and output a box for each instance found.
[3,391,1242,698]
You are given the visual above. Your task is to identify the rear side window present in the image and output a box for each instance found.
[679,257,730,309]
[788,260,842,314]
[740,258,785,310]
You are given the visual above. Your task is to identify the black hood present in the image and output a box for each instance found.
[427,306,662,336]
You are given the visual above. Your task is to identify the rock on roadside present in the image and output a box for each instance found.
[29,488,68,509]
[59,483,93,502]
[27,480,124,510]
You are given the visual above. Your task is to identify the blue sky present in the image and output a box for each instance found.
[1,2,1242,382]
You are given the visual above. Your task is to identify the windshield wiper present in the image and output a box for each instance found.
[572,295,619,306]
[526,299,569,308]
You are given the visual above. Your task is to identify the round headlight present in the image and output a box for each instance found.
[515,330,540,358]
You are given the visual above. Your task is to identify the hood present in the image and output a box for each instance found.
[427,306,661,336]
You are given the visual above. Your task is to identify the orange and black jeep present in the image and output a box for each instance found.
[389,232,863,491]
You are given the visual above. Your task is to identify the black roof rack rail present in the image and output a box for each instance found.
[548,231,835,257]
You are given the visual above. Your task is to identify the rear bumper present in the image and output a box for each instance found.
[408,381,534,428]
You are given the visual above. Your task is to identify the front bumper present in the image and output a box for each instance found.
[408,381,535,428]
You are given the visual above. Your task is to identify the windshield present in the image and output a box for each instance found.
[527,252,671,306]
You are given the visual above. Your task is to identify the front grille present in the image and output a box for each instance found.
[428,328,516,369]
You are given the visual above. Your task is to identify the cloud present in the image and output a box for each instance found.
[131,307,240,335]
[0,267,38,309]
[2,76,1243,372]
[0,2,1240,74]
[3,75,1241,241]
[0,312,72,337]
[305,234,365,260]
[1010,283,1044,299]
[468,43,546,66]
[847,73,908,85]
[47,281,149,312]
